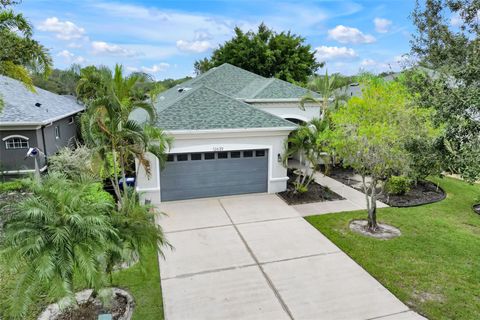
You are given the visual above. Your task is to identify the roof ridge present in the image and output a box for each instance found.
[202,85,296,127]
[250,78,275,98]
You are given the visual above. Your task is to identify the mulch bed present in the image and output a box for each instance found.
[328,167,445,207]
[57,293,127,320]
[349,220,401,240]
[278,169,344,205]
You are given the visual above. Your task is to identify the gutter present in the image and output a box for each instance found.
[0,108,84,127]
[167,126,297,135]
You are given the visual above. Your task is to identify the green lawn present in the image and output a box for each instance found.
[112,246,164,320]
[306,177,480,320]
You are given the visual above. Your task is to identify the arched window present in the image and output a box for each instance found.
[3,135,29,150]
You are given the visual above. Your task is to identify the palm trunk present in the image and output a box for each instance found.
[111,147,122,205]
[119,148,128,204]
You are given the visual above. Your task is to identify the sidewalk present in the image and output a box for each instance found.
[288,160,388,216]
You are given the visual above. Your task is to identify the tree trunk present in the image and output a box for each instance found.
[367,180,379,232]
[111,148,122,205]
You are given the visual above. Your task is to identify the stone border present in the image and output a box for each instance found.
[349,219,401,240]
[37,287,135,320]
[473,204,480,215]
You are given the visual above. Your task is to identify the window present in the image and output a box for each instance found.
[177,154,188,161]
[243,150,253,158]
[217,152,228,159]
[230,151,241,158]
[191,153,202,160]
[68,116,74,124]
[204,152,215,160]
[54,126,61,140]
[255,150,265,157]
[5,137,29,149]
[167,154,174,162]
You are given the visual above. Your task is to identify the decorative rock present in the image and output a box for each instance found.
[37,287,134,320]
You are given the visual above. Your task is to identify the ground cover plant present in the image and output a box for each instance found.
[306,176,480,320]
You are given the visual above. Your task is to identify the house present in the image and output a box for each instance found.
[135,63,322,203]
[0,75,84,176]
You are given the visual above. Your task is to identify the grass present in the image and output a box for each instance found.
[112,246,164,320]
[306,176,480,320]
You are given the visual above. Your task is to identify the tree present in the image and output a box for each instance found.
[79,64,172,204]
[330,77,438,231]
[32,65,81,95]
[0,173,120,318]
[283,117,331,192]
[300,70,347,118]
[0,8,52,89]
[408,0,480,182]
[194,23,322,83]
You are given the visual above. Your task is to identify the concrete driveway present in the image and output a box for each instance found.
[157,194,425,320]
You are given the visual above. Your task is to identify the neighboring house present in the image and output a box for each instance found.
[135,63,323,203]
[0,75,84,176]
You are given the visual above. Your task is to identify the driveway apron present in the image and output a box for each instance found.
[157,194,425,320]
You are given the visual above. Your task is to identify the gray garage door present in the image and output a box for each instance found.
[160,149,268,201]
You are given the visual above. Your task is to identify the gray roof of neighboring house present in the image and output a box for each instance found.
[0,75,84,125]
[136,85,296,131]
[156,63,321,107]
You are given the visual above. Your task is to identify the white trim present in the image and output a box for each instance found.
[243,98,324,103]
[2,134,30,141]
[0,109,83,127]
[136,187,160,192]
[1,165,47,175]
[270,176,289,182]
[167,127,296,135]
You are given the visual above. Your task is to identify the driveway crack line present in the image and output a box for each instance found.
[218,199,295,320]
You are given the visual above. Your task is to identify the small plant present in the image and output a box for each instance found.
[293,181,309,194]
[385,176,412,195]
[0,180,25,193]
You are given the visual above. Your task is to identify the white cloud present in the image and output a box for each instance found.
[176,39,213,53]
[57,50,85,64]
[328,25,376,44]
[315,46,357,60]
[57,49,74,59]
[373,18,392,33]
[361,58,376,66]
[38,17,86,40]
[91,41,139,57]
[141,63,170,73]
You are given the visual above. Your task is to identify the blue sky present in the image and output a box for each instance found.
[18,0,417,79]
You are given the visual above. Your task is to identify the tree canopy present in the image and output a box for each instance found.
[408,0,480,182]
[330,77,439,231]
[0,7,52,88]
[194,23,322,83]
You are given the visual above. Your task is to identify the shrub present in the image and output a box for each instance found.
[0,180,25,193]
[385,175,412,195]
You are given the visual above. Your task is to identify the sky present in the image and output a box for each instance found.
[17,0,419,80]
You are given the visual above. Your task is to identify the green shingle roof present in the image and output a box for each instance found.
[252,78,320,99]
[155,86,295,131]
[151,63,319,130]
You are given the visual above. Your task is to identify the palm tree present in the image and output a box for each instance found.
[80,64,172,204]
[0,173,120,318]
[283,118,331,192]
[300,70,346,118]
[0,9,52,92]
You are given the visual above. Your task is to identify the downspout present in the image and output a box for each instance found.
[41,125,48,169]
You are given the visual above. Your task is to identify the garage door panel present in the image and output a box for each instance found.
[160,150,268,201]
